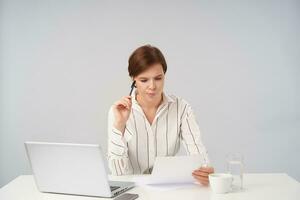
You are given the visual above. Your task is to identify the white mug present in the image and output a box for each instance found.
[209,173,233,194]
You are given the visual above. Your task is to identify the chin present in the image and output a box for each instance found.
[140,91,162,101]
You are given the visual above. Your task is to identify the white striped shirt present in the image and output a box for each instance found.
[107,90,210,175]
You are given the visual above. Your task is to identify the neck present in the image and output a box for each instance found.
[136,93,163,110]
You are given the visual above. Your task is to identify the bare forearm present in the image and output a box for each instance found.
[113,121,126,135]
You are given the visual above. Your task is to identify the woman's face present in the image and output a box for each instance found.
[134,63,165,103]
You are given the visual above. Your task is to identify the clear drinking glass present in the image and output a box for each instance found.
[226,153,244,191]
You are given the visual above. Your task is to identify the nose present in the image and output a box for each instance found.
[149,79,156,90]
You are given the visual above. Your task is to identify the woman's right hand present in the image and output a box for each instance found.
[112,96,132,133]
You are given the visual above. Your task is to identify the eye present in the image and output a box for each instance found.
[155,77,162,80]
[140,79,147,83]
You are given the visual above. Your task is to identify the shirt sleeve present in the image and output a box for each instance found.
[179,102,210,165]
[107,107,134,175]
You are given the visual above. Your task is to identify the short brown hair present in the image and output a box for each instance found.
[128,45,167,77]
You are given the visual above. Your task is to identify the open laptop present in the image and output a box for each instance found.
[25,141,134,197]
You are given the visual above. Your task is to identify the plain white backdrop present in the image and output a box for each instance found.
[1,0,299,187]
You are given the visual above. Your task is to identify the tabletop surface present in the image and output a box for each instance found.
[0,173,299,200]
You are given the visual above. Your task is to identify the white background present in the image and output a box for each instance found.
[1,0,299,187]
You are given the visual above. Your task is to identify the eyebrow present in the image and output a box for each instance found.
[138,74,163,79]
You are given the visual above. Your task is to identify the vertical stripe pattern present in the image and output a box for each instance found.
[107,92,210,175]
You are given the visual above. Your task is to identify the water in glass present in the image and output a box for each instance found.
[226,153,244,191]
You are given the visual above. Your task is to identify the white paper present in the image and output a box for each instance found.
[133,156,203,185]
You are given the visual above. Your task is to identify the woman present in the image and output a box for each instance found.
[107,45,214,185]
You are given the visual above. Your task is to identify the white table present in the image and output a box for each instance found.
[0,174,299,200]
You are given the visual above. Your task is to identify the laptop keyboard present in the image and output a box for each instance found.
[110,186,120,191]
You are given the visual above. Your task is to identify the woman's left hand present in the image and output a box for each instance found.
[192,166,214,186]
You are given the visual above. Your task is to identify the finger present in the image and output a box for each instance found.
[123,96,132,101]
[193,174,209,180]
[199,166,214,171]
[193,169,210,174]
[121,99,130,109]
[199,167,214,173]
[192,171,209,177]
[122,96,132,105]
[123,97,132,107]
[195,177,209,183]
[117,99,130,109]
[193,171,210,178]
[123,96,132,104]
[114,100,126,107]
[114,101,128,110]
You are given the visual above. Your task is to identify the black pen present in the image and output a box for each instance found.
[129,81,136,96]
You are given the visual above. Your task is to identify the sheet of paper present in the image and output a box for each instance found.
[132,156,203,185]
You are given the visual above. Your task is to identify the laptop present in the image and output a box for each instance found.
[25,141,134,197]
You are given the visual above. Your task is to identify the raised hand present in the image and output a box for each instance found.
[112,96,132,133]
